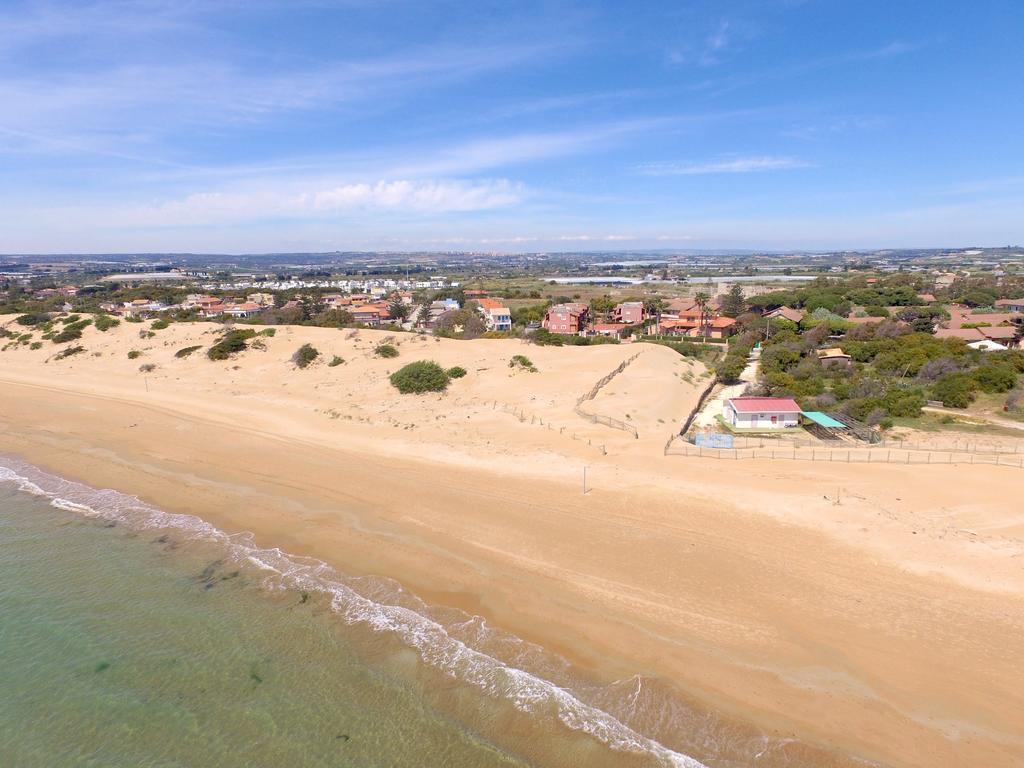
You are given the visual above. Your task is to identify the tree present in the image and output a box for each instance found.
[589,295,616,319]
[388,299,410,323]
[694,291,711,341]
[720,285,745,318]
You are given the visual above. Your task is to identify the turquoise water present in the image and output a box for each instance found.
[0,458,868,768]
[0,485,533,767]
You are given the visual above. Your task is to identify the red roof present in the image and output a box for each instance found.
[727,396,802,414]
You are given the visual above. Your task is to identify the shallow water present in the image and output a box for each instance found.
[0,457,872,768]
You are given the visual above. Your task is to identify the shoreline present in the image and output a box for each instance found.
[2,323,1024,766]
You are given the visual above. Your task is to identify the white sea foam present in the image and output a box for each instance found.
[0,456,707,768]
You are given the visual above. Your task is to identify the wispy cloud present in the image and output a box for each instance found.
[123,178,525,225]
[639,156,811,176]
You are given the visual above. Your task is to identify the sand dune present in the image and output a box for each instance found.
[2,318,1024,767]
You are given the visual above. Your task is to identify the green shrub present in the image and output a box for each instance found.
[54,345,85,360]
[260,328,276,337]
[716,355,747,384]
[509,354,537,372]
[328,356,345,367]
[94,315,120,332]
[292,343,320,368]
[16,313,48,326]
[175,345,202,358]
[447,366,467,379]
[52,327,82,344]
[207,329,257,360]
[375,343,399,358]
[151,319,170,330]
[30,341,42,350]
[389,360,450,394]
[973,363,1017,394]
[932,372,976,408]
[127,350,142,360]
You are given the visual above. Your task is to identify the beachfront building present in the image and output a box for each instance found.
[477,298,512,332]
[722,397,802,430]
[543,302,589,335]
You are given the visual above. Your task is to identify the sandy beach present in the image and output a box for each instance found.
[2,319,1024,767]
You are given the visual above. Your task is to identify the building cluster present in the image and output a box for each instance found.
[538,298,739,339]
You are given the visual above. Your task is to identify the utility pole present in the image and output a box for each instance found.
[583,466,588,495]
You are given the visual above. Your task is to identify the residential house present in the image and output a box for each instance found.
[351,304,390,326]
[122,299,168,318]
[477,298,512,332]
[246,292,275,307]
[611,301,645,325]
[543,303,589,334]
[995,298,1024,313]
[968,339,1009,352]
[222,302,264,319]
[591,322,627,337]
[817,347,852,367]
[722,397,802,430]
[763,306,805,324]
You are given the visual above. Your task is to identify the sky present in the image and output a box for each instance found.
[1,0,1022,254]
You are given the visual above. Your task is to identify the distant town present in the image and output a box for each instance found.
[3,245,1024,439]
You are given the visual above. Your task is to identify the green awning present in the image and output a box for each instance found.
[801,411,846,428]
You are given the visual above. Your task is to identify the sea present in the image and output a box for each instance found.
[0,456,867,768]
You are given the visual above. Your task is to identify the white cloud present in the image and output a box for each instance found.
[639,156,811,175]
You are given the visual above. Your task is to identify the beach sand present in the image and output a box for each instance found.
[2,319,1023,766]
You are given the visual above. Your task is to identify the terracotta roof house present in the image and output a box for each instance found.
[934,327,985,341]
[351,304,386,326]
[722,397,802,430]
[817,347,852,365]
[995,298,1024,313]
[542,303,589,334]
[917,293,937,303]
[764,306,805,324]
[476,298,511,331]
[591,322,628,337]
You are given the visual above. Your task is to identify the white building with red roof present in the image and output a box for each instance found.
[723,396,802,430]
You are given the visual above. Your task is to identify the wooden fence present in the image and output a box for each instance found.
[574,353,642,439]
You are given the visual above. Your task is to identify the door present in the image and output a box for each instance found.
[771,415,778,425]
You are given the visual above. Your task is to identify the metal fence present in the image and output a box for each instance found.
[665,439,1024,468]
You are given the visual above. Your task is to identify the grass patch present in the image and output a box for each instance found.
[375,343,399,358]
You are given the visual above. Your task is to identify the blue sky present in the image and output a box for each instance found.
[1,0,1022,253]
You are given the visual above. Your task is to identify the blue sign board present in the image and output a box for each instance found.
[694,433,734,449]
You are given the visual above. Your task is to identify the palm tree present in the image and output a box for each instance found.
[694,291,710,342]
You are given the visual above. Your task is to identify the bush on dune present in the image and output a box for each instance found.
[292,343,320,368]
[389,360,449,394]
